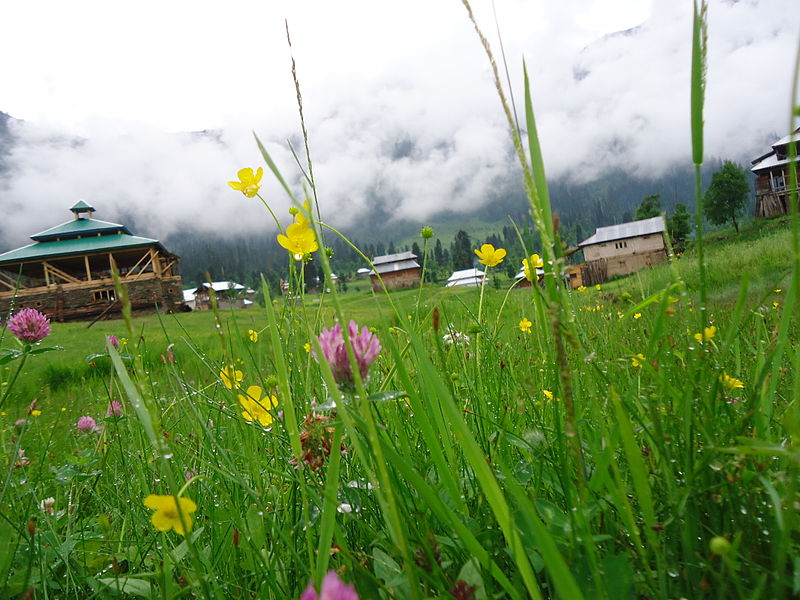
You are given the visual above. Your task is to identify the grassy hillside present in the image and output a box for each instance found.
[0,215,796,598]
[3,216,792,437]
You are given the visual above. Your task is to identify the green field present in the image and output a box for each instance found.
[0,214,797,598]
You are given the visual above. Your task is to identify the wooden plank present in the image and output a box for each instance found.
[84,255,92,280]
[129,253,155,282]
[125,251,152,278]
[0,270,23,290]
[161,260,176,275]
[43,262,81,284]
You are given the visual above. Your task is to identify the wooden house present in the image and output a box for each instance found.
[752,128,799,218]
[370,252,420,292]
[191,281,255,310]
[513,263,582,289]
[0,202,184,321]
[514,265,544,288]
[578,216,667,285]
[564,265,584,289]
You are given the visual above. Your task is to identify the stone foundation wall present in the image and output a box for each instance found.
[0,276,185,322]
[371,269,421,292]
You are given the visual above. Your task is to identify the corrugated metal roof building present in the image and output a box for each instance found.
[751,128,799,218]
[191,281,257,311]
[370,252,421,292]
[446,268,486,288]
[578,216,667,284]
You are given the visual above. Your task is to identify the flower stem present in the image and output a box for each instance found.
[0,349,28,411]
[255,192,284,235]
[415,237,430,322]
[474,265,490,379]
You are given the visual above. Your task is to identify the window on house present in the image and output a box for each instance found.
[772,176,786,191]
[92,289,116,302]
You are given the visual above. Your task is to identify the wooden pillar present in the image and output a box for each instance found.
[84,255,92,281]
[151,248,162,277]
[43,263,51,286]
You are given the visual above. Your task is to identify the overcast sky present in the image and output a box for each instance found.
[0,0,797,244]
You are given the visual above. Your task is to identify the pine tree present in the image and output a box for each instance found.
[667,203,692,249]
[635,194,662,220]
[434,239,444,266]
[451,230,473,270]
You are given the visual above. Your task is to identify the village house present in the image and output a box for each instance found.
[514,264,544,288]
[370,251,421,292]
[0,202,184,321]
[752,128,799,218]
[189,281,256,310]
[446,267,486,288]
[578,215,667,285]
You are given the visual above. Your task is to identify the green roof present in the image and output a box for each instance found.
[31,218,130,241]
[0,233,162,265]
[70,200,95,212]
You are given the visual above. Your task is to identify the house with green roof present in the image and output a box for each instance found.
[0,202,184,321]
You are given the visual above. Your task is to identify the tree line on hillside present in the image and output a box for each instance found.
[162,159,755,295]
[168,222,543,294]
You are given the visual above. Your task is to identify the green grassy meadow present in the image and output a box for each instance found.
[0,215,797,598]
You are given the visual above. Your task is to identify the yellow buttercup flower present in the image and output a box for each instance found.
[304,342,311,353]
[543,389,554,401]
[522,254,544,282]
[220,365,244,390]
[577,285,587,292]
[595,284,602,291]
[31,410,42,417]
[143,494,197,536]
[248,329,259,343]
[693,325,717,343]
[228,167,263,198]
[474,243,506,267]
[519,318,532,333]
[631,353,646,368]
[719,372,744,390]
[277,221,319,260]
[633,313,642,319]
[238,385,278,428]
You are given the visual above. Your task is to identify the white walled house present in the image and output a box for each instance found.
[578,216,667,284]
[446,268,487,288]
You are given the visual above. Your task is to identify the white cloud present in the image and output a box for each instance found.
[0,0,796,244]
